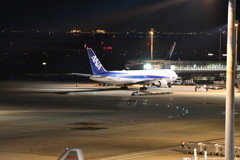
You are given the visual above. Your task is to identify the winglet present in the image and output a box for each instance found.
[57,148,84,160]
[86,48,107,75]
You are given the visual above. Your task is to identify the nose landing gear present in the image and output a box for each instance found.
[140,85,147,90]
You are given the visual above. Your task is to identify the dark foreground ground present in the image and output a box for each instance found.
[0,81,239,160]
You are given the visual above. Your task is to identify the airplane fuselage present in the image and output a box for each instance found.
[90,69,177,85]
[86,48,178,89]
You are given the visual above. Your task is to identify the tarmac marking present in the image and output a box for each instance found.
[106,153,164,160]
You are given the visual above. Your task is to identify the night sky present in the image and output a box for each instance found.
[0,0,239,32]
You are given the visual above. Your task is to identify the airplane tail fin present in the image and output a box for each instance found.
[87,48,107,75]
[58,148,84,160]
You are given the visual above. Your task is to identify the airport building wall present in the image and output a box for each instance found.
[125,60,240,83]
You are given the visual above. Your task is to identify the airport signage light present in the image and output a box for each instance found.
[235,22,239,27]
[103,47,112,50]
[208,53,214,56]
[144,63,153,70]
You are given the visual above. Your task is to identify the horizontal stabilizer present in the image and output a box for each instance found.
[70,73,92,77]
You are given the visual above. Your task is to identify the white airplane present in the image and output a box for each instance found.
[74,48,178,90]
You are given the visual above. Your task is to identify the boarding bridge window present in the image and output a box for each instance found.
[171,65,176,70]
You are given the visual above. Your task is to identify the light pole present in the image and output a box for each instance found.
[219,29,222,62]
[235,20,239,70]
[225,0,236,160]
[149,28,154,60]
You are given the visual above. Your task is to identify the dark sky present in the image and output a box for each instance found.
[0,0,239,32]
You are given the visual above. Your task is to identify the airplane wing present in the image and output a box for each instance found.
[135,78,162,84]
[27,73,64,76]
[27,73,92,77]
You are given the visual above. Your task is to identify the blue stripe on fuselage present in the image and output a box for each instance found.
[95,72,169,79]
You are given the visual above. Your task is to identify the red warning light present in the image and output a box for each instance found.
[103,47,112,50]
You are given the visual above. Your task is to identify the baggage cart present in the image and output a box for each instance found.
[235,146,240,157]
[185,142,203,154]
[218,144,225,156]
[203,143,218,155]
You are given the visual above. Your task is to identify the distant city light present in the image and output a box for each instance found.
[42,62,47,66]
[70,29,81,33]
[96,30,106,34]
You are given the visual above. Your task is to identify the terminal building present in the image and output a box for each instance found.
[125,60,240,83]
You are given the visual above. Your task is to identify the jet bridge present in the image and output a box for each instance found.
[126,60,240,83]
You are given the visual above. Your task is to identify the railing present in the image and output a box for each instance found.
[178,158,240,160]
[171,65,240,71]
[199,158,239,160]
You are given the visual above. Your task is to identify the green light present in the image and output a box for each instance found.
[182,108,185,110]
[176,106,179,109]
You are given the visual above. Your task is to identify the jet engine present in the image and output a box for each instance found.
[153,80,168,88]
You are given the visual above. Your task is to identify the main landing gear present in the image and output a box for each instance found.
[120,85,128,89]
[168,83,172,88]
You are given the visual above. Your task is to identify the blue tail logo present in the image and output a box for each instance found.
[91,56,102,71]
[87,48,107,74]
